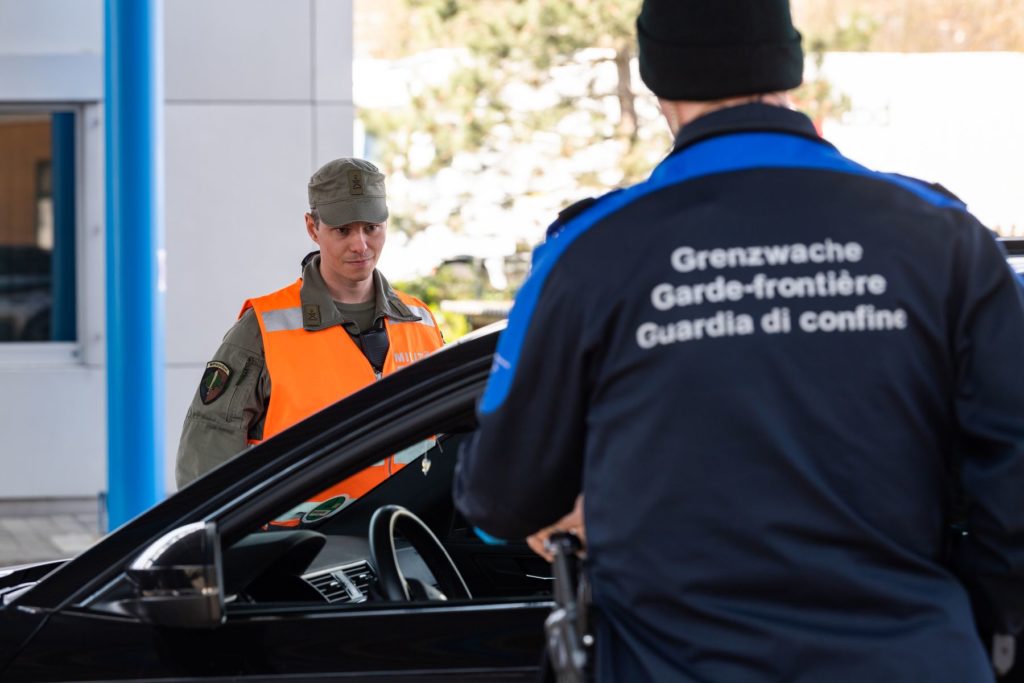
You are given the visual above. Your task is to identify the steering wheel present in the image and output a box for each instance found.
[369,504,472,601]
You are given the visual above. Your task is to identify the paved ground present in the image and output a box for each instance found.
[0,498,102,567]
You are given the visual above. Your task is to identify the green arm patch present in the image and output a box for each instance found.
[199,361,232,404]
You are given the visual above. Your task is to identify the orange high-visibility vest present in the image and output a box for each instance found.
[242,278,442,498]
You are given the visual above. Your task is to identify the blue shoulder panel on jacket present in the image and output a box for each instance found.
[479,132,971,414]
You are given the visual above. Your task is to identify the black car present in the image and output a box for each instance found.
[0,242,1021,682]
[0,323,556,682]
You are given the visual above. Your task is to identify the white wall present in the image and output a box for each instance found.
[163,0,356,493]
[0,0,106,498]
[0,0,355,498]
[0,0,102,54]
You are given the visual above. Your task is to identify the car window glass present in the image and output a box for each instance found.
[221,430,553,608]
[269,436,438,527]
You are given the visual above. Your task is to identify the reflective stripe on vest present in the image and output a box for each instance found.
[404,305,436,328]
[262,307,304,332]
[262,305,436,333]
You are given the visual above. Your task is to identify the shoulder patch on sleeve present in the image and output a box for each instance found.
[199,361,232,404]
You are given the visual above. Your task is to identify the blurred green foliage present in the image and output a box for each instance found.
[395,254,527,340]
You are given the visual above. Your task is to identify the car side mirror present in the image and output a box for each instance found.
[122,521,225,629]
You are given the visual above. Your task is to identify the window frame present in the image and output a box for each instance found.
[0,101,103,367]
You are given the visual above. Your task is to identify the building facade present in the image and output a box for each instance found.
[0,0,355,499]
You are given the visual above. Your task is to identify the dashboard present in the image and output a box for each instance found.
[303,541,436,604]
[223,530,441,606]
[221,431,470,607]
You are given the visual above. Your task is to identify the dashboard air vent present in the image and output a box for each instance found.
[342,562,374,598]
[307,572,352,603]
[306,562,374,604]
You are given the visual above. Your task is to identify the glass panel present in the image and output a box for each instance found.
[0,111,77,342]
[269,436,439,528]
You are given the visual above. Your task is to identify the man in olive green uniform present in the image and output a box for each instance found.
[176,158,443,488]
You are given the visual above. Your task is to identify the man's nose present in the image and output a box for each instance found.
[348,231,368,252]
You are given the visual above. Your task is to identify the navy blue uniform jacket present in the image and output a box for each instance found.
[454,104,1024,682]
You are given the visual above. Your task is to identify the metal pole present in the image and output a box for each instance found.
[104,0,165,530]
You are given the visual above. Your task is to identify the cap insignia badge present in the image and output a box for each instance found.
[348,170,364,195]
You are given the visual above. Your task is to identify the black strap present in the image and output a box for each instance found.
[358,324,390,375]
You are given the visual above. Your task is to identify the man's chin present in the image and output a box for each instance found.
[341,264,375,281]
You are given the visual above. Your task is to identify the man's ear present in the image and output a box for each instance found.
[304,213,319,243]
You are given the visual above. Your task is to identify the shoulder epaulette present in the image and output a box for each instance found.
[891,174,965,204]
[545,191,623,238]
[925,182,964,203]
[558,196,598,222]
[546,197,596,238]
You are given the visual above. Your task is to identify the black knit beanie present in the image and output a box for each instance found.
[637,0,804,101]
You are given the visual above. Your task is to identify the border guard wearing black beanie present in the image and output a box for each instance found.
[456,1,1024,681]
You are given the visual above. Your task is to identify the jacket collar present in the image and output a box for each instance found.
[298,253,419,331]
[671,103,831,155]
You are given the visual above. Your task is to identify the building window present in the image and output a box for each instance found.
[0,111,77,342]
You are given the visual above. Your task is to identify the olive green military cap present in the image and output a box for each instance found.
[308,157,388,227]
